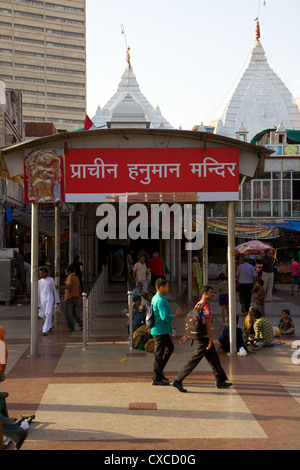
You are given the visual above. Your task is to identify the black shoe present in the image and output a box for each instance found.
[172,380,187,393]
[215,381,233,389]
[161,374,169,383]
[152,379,169,386]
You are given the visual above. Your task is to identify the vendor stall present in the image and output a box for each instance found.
[278,262,291,283]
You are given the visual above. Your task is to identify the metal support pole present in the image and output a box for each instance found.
[82,292,88,351]
[29,203,39,357]
[178,239,182,293]
[187,248,192,302]
[165,240,171,281]
[227,201,237,354]
[128,291,133,350]
[54,204,61,324]
[69,208,74,265]
[202,206,208,285]
[171,238,176,281]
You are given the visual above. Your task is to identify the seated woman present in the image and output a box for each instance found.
[242,307,255,343]
[132,304,147,332]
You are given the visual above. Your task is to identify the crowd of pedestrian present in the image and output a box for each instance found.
[1,244,298,449]
[230,249,298,351]
[127,245,298,392]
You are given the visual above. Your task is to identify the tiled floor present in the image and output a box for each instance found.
[1,281,300,450]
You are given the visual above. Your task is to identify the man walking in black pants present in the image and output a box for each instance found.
[151,278,181,385]
[172,285,232,392]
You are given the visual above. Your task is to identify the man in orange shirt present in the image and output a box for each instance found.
[60,266,83,332]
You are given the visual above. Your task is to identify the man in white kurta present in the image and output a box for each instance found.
[38,267,60,335]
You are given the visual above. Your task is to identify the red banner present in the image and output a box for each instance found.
[64,148,239,202]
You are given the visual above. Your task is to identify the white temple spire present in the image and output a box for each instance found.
[214,20,300,141]
[91,37,173,129]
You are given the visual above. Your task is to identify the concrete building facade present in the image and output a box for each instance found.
[0,79,24,247]
[0,0,86,132]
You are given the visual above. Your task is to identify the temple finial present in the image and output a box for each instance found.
[255,17,260,41]
[121,24,131,69]
[255,0,266,41]
[126,47,131,69]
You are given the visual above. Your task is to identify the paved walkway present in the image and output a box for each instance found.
[1,280,300,450]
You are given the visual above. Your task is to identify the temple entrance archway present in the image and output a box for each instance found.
[1,128,271,356]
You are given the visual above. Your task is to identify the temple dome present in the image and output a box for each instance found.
[215,38,300,141]
[92,65,173,129]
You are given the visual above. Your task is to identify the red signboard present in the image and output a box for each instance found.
[64,148,239,202]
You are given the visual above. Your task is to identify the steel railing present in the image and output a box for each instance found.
[82,263,108,350]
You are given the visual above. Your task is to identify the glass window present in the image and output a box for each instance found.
[272,180,281,199]
[292,180,300,200]
[253,181,261,199]
[235,202,241,217]
[253,201,271,217]
[293,202,300,217]
[273,202,281,217]
[283,181,291,199]
[242,181,251,200]
[272,172,281,179]
[283,202,291,217]
[262,181,271,199]
[243,202,251,217]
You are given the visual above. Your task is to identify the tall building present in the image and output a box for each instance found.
[0,79,24,247]
[0,0,86,132]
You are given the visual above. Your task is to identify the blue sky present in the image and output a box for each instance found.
[86,0,300,130]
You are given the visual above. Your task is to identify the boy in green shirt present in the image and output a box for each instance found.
[253,310,273,346]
